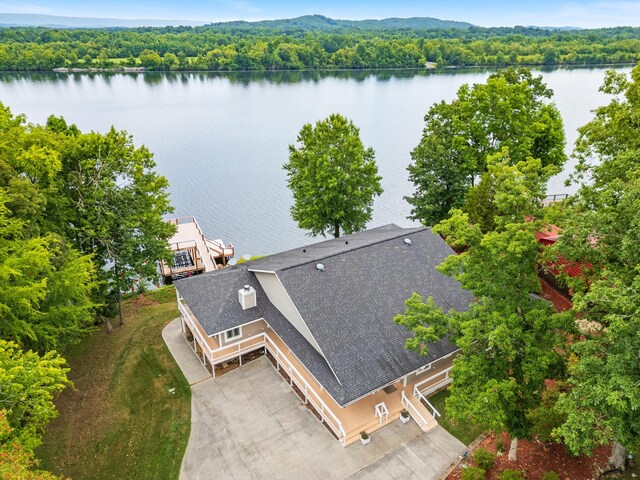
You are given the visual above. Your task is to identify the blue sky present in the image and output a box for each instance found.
[3,0,640,28]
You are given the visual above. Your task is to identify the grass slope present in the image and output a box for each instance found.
[428,389,485,445]
[36,286,190,480]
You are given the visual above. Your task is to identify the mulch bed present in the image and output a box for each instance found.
[447,432,611,480]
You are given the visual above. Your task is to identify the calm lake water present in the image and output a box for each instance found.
[0,66,631,256]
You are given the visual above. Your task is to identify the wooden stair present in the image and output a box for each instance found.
[409,396,439,432]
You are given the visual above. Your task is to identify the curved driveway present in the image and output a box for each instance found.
[163,318,465,480]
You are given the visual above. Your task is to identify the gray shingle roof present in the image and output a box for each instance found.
[174,225,473,407]
[247,224,421,272]
[273,227,473,405]
[174,268,263,334]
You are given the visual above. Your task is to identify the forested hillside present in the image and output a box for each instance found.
[0,21,639,71]
[209,14,473,31]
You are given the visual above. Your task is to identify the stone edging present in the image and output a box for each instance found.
[438,432,489,480]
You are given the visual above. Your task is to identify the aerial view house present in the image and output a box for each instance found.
[174,224,473,446]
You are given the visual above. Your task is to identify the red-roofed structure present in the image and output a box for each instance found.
[536,225,591,279]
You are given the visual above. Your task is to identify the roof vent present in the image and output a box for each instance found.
[238,285,256,310]
[404,238,413,246]
[316,263,325,272]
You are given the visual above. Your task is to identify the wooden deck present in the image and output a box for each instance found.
[170,220,217,272]
[160,216,234,280]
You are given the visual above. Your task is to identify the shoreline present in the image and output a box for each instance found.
[33,61,638,75]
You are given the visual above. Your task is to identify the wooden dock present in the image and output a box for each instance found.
[160,216,234,283]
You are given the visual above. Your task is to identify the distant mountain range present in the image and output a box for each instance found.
[0,13,583,31]
[0,13,472,30]
[211,15,474,30]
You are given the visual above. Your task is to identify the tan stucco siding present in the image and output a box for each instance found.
[253,271,324,356]
[406,351,458,385]
[217,319,267,348]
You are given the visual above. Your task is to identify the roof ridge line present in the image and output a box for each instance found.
[273,226,428,272]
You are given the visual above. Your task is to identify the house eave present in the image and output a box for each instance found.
[339,348,461,408]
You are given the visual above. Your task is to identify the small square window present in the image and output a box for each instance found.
[225,327,241,341]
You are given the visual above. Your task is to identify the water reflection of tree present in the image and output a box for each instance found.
[0,66,612,90]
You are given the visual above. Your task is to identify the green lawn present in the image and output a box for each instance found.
[109,57,132,65]
[428,389,485,445]
[36,286,190,480]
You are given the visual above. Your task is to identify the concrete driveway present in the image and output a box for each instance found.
[163,318,465,480]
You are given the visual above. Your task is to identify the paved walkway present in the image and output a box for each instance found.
[163,318,465,480]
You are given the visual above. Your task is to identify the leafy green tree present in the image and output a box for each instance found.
[0,411,61,480]
[407,68,566,226]
[0,223,97,350]
[406,99,471,225]
[552,66,640,460]
[395,157,574,461]
[53,126,175,325]
[0,340,71,451]
[284,113,383,238]
[464,148,558,232]
[138,49,162,69]
[0,103,174,330]
[0,106,98,350]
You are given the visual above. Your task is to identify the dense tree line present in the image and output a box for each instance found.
[0,25,639,71]
[0,104,174,476]
[406,67,566,226]
[398,66,640,466]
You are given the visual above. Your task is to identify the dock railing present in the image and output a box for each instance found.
[543,193,570,206]
[168,216,233,269]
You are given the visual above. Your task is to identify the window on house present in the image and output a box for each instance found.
[225,327,241,341]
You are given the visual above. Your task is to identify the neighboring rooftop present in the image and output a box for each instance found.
[175,224,474,406]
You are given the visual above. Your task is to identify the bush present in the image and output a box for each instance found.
[474,448,496,470]
[461,466,486,480]
[496,437,506,453]
[499,469,524,480]
[541,472,560,480]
